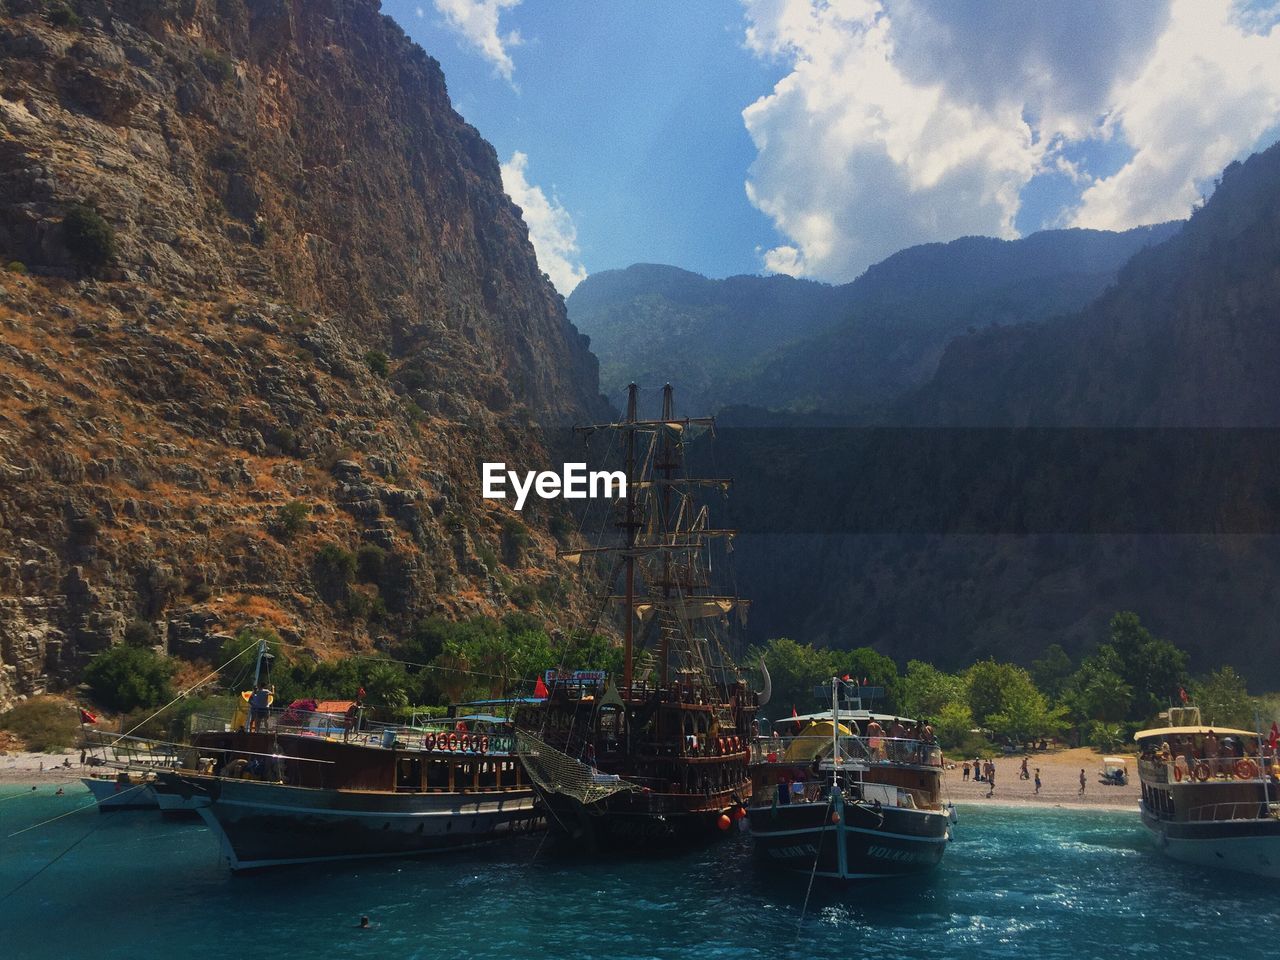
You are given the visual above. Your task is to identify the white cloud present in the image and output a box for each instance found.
[1070,0,1280,229]
[500,151,588,296]
[433,0,522,82]
[740,0,1280,281]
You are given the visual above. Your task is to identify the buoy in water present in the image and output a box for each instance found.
[730,805,746,821]
[716,814,732,831]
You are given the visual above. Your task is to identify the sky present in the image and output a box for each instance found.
[382,0,1280,295]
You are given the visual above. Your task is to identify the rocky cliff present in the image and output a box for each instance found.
[0,0,607,705]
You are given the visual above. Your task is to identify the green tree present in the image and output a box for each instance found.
[1193,666,1252,729]
[987,681,1068,745]
[273,500,310,540]
[1068,659,1133,724]
[1031,643,1073,700]
[85,646,176,713]
[934,701,975,749]
[963,659,1032,727]
[841,647,902,712]
[364,350,390,378]
[752,638,840,716]
[1106,612,1188,721]
[62,204,115,273]
[314,543,356,602]
[899,660,963,720]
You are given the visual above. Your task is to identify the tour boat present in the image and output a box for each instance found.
[164,699,541,871]
[746,679,953,880]
[80,770,159,811]
[514,384,763,850]
[1135,706,1280,877]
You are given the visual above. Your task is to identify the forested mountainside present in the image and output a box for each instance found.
[906,140,1280,426]
[0,0,607,707]
[713,141,1280,686]
[566,264,852,415]
[569,225,1179,417]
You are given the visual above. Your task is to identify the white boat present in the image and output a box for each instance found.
[1135,707,1280,878]
[81,771,159,811]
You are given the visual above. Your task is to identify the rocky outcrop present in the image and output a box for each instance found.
[0,1,606,706]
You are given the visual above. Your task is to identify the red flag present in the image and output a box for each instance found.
[533,676,549,699]
[357,687,366,700]
[78,708,97,725]
[791,705,801,734]
[1269,722,1278,752]
[841,674,851,682]
[1179,687,1188,704]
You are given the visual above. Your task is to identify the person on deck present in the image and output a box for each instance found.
[1204,730,1221,776]
[248,683,271,732]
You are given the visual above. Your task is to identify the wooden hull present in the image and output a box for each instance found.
[749,798,950,880]
[1141,804,1280,878]
[185,776,541,871]
[537,785,749,851]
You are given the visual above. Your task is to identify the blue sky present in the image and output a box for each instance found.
[382,1,1280,293]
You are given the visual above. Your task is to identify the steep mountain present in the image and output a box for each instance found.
[717,141,1280,686]
[908,142,1280,426]
[0,0,606,706]
[569,225,1179,416]
[567,263,850,414]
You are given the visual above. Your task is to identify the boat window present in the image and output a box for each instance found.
[426,759,450,789]
[396,758,422,792]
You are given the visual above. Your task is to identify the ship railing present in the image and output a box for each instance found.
[751,734,943,768]
[1140,753,1277,783]
[79,728,189,769]
[1184,800,1278,822]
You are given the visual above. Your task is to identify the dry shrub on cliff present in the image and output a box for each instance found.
[0,697,80,751]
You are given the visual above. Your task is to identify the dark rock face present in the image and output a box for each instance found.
[0,0,605,705]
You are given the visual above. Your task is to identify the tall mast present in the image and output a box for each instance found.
[622,383,638,700]
[659,383,675,688]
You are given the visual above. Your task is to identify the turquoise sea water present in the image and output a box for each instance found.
[1,785,1275,959]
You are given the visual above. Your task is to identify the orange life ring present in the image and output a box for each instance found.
[1173,765,1183,782]
[447,733,458,751]
[1235,758,1259,779]
[480,736,490,753]
[1193,761,1211,782]
[426,733,437,750]
[716,738,725,755]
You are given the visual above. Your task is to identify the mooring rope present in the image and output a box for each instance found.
[796,792,836,934]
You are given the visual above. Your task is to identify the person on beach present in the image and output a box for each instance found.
[1020,757,1029,780]
[1079,768,1086,795]
[1034,768,1042,795]
[963,761,970,781]
[986,763,996,798]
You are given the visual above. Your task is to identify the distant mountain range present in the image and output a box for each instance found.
[573,139,1280,687]
[569,223,1180,417]
[906,143,1280,426]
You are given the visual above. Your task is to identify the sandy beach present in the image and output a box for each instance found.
[0,749,87,787]
[944,747,1139,809]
